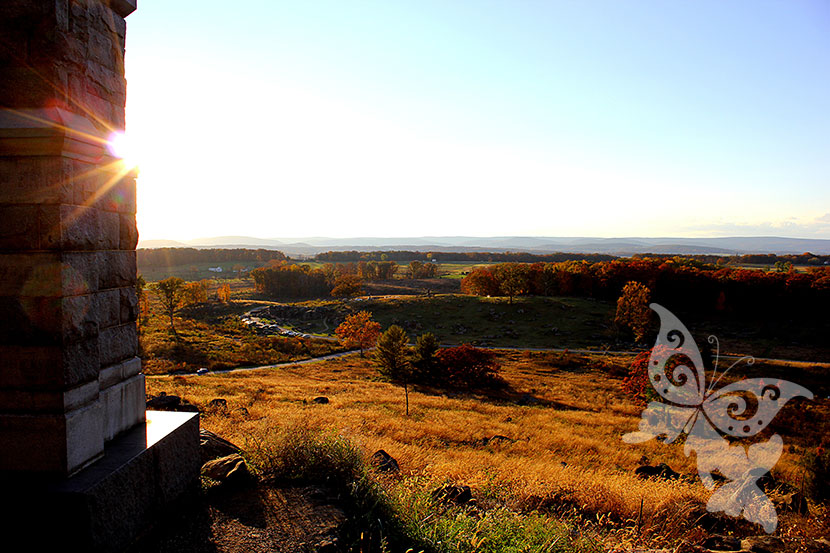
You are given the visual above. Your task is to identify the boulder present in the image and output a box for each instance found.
[313,396,330,404]
[207,398,228,412]
[703,534,741,551]
[201,453,250,485]
[431,485,473,506]
[146,393,180,410]
[742,536,786,553]
[517,393,541,406]
[370,450,399,473]
[200,429,242,463]
[635,463,680,480]
[479,435,516,446]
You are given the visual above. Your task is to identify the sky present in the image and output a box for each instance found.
[123,1,830,241]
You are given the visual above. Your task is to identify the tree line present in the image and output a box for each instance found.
[634,252,830,267]
[461,258,830,320]
[138,248,287,268]
[314,250,615,263]
[250,260,435,298]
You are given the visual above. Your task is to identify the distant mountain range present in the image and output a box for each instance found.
[137,235,830,256]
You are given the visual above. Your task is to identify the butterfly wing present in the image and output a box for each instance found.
[648,303,706,406]
[623,401,697,445]
[702,379,813,438]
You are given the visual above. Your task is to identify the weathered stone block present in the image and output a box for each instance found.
[0,294,97,346]
[118,285,137,323]
[0,380,98,414]
[98,322,136,367]
[0,205,38,249]
[99,210,120,249]
[0,336,100,390]
[0,157,72,205]
[119,212,138,250]
[98,250,135,289]
[0,400,103,474]
[100,373,144,441]
[95,174,136,214]
[98,356,140,390]
[93,289,120,329]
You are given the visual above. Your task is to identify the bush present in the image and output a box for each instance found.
[434,344,502,387]
[620,345,690,405]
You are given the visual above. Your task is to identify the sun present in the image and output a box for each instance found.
[107,131,140,170]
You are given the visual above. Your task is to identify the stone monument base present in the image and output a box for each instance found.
[0,411,200,552]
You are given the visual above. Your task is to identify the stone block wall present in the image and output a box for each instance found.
[0,0,140,476]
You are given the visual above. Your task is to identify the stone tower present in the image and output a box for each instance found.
[0,1,199,549]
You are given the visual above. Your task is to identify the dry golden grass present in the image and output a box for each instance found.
[146,350,827,548]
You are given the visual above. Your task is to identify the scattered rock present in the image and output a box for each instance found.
[313,396,330,404]
[742,536,786,553]
[517,393,541,406]
[370,450,399,473]
[146,393,181,410]
[200,429,242,463]
[635,463,680,480]
[703,534,741,551]
[233,406,249,416]
[480,435,516,446]
[207,398,228,411]
[202,453,250,485]
[431,485,473,506]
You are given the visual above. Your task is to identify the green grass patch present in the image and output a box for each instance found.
[359,294,616,349]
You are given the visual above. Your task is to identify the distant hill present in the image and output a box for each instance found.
[137,235,830,256]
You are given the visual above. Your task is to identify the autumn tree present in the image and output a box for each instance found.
[493,263,529,304]
[331,274,363,297]
[335,311,381,356]
[180,280,208,306]
[152,277,185,337]
[217,283,231,302]
[460,268,499,296]
[375,325,412,415]
[614,281,653,342]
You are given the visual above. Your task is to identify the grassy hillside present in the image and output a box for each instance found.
[146,351,829,550]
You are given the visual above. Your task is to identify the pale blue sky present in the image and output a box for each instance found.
[124,1,830,240]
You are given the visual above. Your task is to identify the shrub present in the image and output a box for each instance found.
[435,344,501,387]
[620,345,688,404]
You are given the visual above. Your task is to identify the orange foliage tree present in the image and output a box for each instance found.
[335,311,381,356]
[180,280,209,306]
[614,281,652,342]
[217,283,231,302]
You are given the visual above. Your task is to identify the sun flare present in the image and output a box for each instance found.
[107,131,140,170]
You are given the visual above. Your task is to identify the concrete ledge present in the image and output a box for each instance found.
[0,410,199,552]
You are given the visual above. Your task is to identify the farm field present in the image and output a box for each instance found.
[146,350,829,550]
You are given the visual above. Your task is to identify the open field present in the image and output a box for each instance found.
[146,350,829,550]
[139,281,346,374]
